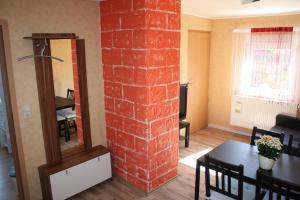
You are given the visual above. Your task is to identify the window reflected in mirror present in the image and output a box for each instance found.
[50,39,83,151]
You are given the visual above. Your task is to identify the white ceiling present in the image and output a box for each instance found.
[182,0,300,19]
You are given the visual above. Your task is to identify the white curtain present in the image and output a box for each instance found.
[232,27,300,104]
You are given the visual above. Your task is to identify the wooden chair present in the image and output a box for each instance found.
[67,88,75,101]
[256,169,300,200]
[57,89,77,134]
[250,126,285,146]
[57,114,70,142]
[204,155,245,200]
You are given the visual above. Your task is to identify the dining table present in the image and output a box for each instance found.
[55,96,75,110]
[194,140,300,200]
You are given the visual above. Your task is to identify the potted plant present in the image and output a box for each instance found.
[255,135,283,170]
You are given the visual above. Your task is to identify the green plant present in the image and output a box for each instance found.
[255,135,283,160]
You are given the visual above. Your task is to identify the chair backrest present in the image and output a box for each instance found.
[67,89,75,100]
[205,155,244,200]
[179,84,188,120]
[256,169,300,200]
[250,126,285,146]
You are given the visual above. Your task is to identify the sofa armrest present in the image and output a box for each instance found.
[276,113,300,131]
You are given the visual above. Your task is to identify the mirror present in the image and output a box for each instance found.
[50,39,83,152]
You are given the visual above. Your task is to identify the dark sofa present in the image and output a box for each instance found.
[271,113,300,157]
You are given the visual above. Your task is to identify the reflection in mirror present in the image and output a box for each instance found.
[50,39,83,151]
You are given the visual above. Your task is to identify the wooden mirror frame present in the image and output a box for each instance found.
[29,33,92,163]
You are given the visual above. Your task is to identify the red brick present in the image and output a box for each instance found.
[113,157,126,169]
[123,49,147,67]
[157,0,176,12]
[126,162,137,175]
[150,118,166,138]
[148,139,157,156]
[165,115,178,131]
[112,166,126,179]
[149,86,166,103]
[170,99,179,114]
[157,132,170,152]
[135,104,148,121]
[111,144,126,160]
[166,49,179,65]
[167,83,179,99]
[104,81,122,98]
[124,118,148,138]
[115,66,134,84]
[105,112,124,130]
[71,39,76,50]
[106,127,116,142]
[100,0,112,14]
[145,11,167,29]
[123,85,149,104]
[127,174,148,191]
[168,13,180,30]
[121,11,145,29]
[126,150,148,169]
[102,49,122,65]
[101,14,120,31]
[133,30,146,48]
[111,0,132,12]
[135,137,147,154]
[113,30,132,48]
[133,0,156,9]
[105,96,114,112]
[116,131,135,149]
[146,50,167,67]
[72,51,77,64]
[101,32,113,48]
[156,161,170,176]
[137,168,147,180]
[72,63,78,78]
[115,99,134,118]
[103,65,114,81]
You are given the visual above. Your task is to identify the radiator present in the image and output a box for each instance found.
[230,96,298,130]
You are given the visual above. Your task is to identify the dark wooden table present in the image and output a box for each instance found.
[194,140,300,200]
[55,96,75,110]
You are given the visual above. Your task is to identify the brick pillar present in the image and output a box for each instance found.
[100,0,180,192]
[71,39,83,144]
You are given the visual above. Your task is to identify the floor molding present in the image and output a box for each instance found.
[208,123,251,137]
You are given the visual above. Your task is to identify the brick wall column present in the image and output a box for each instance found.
[100,0,180,192]
[71,39,83,144]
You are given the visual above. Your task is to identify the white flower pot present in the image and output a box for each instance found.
[258,155,275,170]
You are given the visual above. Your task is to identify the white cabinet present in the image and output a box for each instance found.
[49,152,111,200]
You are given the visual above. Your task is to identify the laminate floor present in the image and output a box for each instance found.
[0,148,18,200]
[70,128,250,200]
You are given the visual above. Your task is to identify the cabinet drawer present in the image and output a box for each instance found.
[50,153,111,200]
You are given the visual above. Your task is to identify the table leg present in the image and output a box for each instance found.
[185,123,190,148]
[195,161,200,200]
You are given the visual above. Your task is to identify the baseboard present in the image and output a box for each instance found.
[208,123,251,137]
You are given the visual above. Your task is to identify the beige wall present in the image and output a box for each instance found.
[0,0,104,199]
[208,14,300,134]
[51,39,74,97]
[180,14,212,83]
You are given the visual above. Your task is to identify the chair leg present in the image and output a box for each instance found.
[185,123,190,148]
[64,119,70,142]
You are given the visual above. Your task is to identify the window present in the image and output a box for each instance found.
[232,27,300,103]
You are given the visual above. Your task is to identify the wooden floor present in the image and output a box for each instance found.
[60,132,79,151]
[0,148,18,200]
[70,128,249,200]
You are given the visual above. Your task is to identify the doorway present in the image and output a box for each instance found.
[187,31,211,133]
[0,25,24,199]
